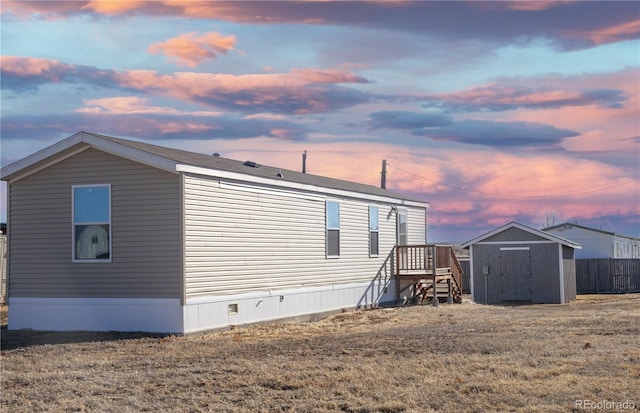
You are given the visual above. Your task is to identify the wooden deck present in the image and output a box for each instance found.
[395,244,464,305]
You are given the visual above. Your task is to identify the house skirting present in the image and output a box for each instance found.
[7,280,396,333]
[8,297,183,333]
[183,280,395,334]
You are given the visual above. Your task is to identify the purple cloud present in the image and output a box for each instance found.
[1,57,373,115]
[4,1,639,50]
[366,111,453,129]
[421,85,628,113]
[0,111,312,143]
[415,119,580,147]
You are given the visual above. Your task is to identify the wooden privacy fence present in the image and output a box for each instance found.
[0,235,6,304]
[458,258,470,294]
[576,259,640,293]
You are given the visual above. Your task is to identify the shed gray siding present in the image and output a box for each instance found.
[8,148,181,298]
[531,243,562,303]
[0,235,6,304]
[562,245,577,302]
[471,240,563,304]
[483,227,547,243]
[183,173,425,299]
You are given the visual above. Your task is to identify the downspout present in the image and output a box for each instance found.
[469,244,475,302]
[5,183,10,308]
[558,243,565,304]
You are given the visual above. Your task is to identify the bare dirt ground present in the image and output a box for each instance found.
[1,295,639,412]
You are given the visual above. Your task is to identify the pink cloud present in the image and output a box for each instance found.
[494,70,639,153]
[0,1,286,21]
[83,0,148,14]
[1,56,74,78]
[76,96,222,117]
[0,1,87,18]
[424,82,627,112]
[148,32,236,67]
[291,68,371,84]
[113,68,370,113]
[472,1,577,12]
[147,119,217,135]
[564,19,640,46]
[5,1,637,51]
[2,56,372,114]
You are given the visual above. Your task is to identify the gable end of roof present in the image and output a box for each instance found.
[461,221,581,249]
[1,132,179,182]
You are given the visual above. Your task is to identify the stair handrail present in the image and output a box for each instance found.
[448,246,464,293]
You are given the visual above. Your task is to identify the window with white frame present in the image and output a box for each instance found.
[396,209,408,245]
[73,185,111,261]
[326,200,340,257]
[369,206,379,256]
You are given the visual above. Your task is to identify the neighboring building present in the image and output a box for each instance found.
[1,131,429,333]
[544,222,640,259]
[0,234,6,304]
[461,222,580,304]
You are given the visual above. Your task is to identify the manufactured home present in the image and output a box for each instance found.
[1,131,439,333]
[544,222,640,259]
[462,222,580,304]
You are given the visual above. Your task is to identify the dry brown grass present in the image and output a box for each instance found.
[1,295,639,412]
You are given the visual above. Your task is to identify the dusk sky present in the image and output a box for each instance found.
[1,1,639,241]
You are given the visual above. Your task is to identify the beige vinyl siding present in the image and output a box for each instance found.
[184,174,426,299]
[406,208,427,244]
[8,148,181,298]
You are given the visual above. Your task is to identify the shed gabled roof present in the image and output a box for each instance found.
[1,131,426,206]
[543,222,640,241]
[461,221,581,249]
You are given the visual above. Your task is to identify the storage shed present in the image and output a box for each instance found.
[1,131,429,333]
[461,222,580,304]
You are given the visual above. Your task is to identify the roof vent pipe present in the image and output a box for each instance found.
[302,150,307,174]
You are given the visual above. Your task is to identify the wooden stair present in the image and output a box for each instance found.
[395,245,464,305]
[413,273,462,304]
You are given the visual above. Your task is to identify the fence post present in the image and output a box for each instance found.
[395,247,400,304]
[432,245,439,307]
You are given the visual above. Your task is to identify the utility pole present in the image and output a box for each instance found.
[381,159,387,189]
[302,150,307,174]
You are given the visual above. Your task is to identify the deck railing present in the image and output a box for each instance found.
[395,244,463,291]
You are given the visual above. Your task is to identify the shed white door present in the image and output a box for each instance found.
[499,249,532,302]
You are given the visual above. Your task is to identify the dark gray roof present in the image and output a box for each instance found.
[544,222,639,241]
[86,132,425,203]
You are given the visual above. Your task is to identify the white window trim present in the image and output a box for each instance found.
[396,208,408,246]
[369,205,379,257]
[72,184,112,263]
[326,200,340,258]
